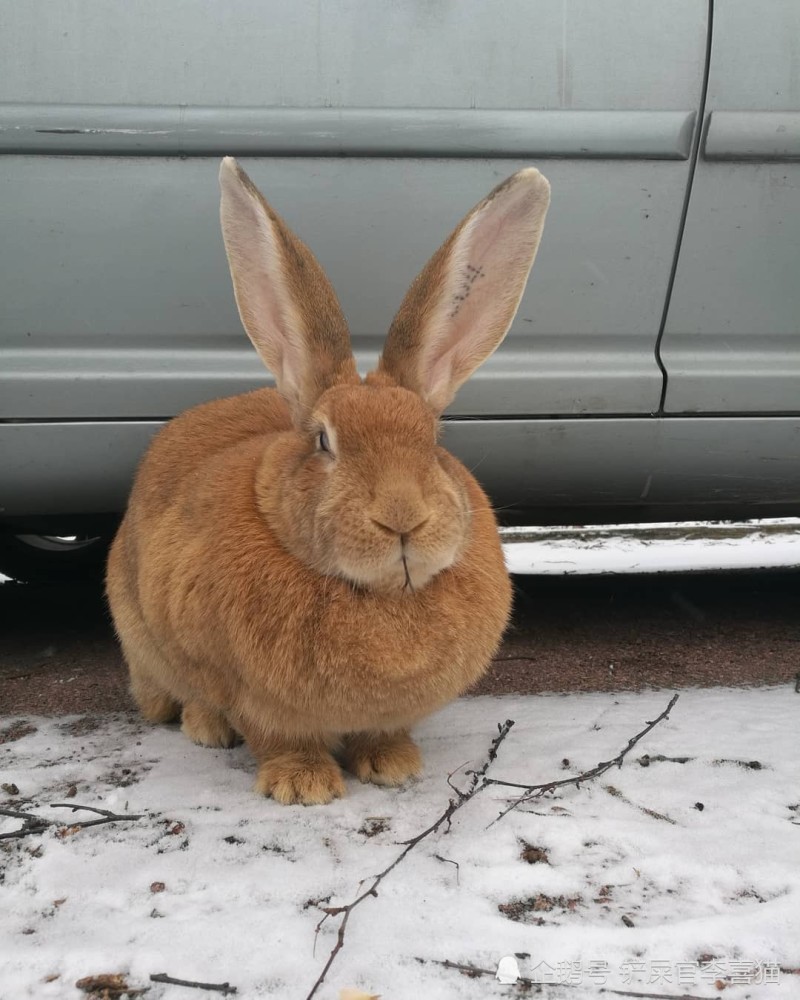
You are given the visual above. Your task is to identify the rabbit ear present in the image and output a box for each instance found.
[377,169,550,414]
[219,158,359,422]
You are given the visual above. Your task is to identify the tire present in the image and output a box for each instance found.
[0,531,115,585]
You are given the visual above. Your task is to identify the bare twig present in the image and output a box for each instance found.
[51,802,135,818]
[464,720,516,794]
[0,807,50,840]
[603,784,676,825]
[432,958,539,987]
[0,803,144,840]
[304,697,678,998]
[303,721,515,1000]
[150,973,236,994]
[637,753,692,766]
[485,694,679,825]
[0,807,42,821]
[433,854,460,884]
[445,760,471,797]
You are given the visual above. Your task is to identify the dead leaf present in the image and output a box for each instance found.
[339,990,381,1000]
[43,973,59,983]
[66,784,78,798]
[519,841,549,864]
[2,782,20,795]
[75,972,146,997]
[55,825,81,839]
[150,881,166,894]
[53,897,67,907]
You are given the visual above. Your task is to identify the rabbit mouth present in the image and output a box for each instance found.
[334,541,459,594]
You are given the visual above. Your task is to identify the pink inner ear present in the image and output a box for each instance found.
[222,181,305,399]
[416,180,543,410]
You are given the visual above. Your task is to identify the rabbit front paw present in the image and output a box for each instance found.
[181,701,240,748]
[255,751,346,805]
[344,730,423,787]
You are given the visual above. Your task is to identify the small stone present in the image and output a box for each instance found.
[1,783,19,795]
[150,881,166,894]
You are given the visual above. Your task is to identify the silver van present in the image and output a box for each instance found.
[1,0,799,581]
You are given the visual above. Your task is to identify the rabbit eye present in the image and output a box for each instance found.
[318,430,332,454]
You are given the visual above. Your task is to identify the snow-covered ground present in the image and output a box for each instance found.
[1,688,798,999]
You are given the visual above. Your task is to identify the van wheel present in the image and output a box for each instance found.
[0,531,114,585]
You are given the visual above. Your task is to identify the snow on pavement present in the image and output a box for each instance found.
[1,687,798,999]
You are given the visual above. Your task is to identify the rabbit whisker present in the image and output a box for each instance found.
[401,554,415,594]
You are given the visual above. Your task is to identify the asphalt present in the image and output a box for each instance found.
[1,571,798,719]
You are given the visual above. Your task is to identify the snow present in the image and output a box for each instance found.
[1,688,798,999]
[502,519,800,576]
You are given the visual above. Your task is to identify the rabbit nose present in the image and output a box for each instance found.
[369,499,430,538]
[371,514,430,538]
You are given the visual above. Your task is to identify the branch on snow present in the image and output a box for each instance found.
[0,802,144,840]
[150,973,237,995]
[484,693,680,825]
[303,720,516,1000]
[304,694,678,998]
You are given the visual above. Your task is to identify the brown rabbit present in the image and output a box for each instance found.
[107,158,550,804]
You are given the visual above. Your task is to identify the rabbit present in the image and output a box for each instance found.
[106,157,550,805]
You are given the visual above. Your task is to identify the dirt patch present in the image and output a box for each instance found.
[713,758,765,770]
[302,894,331,911]
[2,572,800,716]
[99,766,140,789]
[499,893,582,923]
[58,716,104,738]
[358,817,391,837]
[0,720,37,744]
[262,842,294,860]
